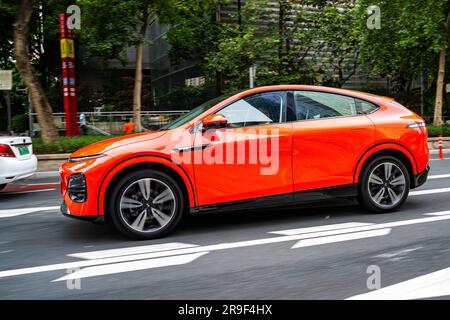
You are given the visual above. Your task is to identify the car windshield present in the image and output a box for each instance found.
[160,93,236,130]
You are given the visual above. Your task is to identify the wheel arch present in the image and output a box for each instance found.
[98,156,195,220]
[354,144,417,187]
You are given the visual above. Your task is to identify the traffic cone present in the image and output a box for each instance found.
[438,134,444,160]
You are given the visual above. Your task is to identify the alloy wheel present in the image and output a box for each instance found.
[119,178,177,232]
[367,162,406,208]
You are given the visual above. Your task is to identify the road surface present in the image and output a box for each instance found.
[0,153,449,300]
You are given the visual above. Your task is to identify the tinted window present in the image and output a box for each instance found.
[356,99,378,114]
[160,92,236,130]
[219,92,286,127]
[294,91,357,120]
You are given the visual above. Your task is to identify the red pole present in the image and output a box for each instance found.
[438,134,444,160]
[59,13,78,136]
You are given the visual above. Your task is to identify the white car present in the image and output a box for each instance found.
[0,136,37,190]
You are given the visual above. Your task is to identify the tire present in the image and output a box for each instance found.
[0,184,6,191]
[358,156,410,213]
[110,169,185,240]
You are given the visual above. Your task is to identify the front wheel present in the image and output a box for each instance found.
[358,156,410,213]
[110,170,185,240]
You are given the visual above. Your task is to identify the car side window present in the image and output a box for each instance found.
[218,92,286,128]
[294,91,357,121]
[356,99,378,114]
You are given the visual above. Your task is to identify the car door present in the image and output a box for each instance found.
[291,90,376,194]
[192,91,293,207]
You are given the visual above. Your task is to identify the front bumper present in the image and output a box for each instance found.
[61,201,104,223]
[412,164,430,189]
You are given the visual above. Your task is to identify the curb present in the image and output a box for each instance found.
[37,154,70,160]
[32,171,60,179]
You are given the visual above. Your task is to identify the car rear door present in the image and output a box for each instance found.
[290,91,376,194]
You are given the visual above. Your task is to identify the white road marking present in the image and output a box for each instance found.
[1,210,450,280]
[430,158,449,161]
[347,266,450,300]
[410,188,450,196]
[374,247,422,259]
[424,211,450,216]
[269,222,373,236]
[428,174,450,180]
[53,252,209,282]
[68,242,199,260]
[291,228,391,249]
[0,206,60,218]
[1,189,56,195]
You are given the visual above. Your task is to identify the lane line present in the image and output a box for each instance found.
[68,242,199,260]
[0,189,56,195]
[424,211,450,216]
[374,247,422,259]
[53,252,209,282]
[410,188,450,196]
[428,174,450,180]
[347,266,450,300]
[1,210,450,279]
[269,222,373,236]
[0,206,60,218]
[291,228,391,249]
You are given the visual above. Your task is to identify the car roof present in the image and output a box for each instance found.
[233,85,393,106]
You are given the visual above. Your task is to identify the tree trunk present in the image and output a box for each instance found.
[133,41,144,132]
[434,9,450,126]
[434,46,446,125]
[13,0,58,143]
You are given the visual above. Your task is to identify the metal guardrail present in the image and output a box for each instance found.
[30,111,189,136]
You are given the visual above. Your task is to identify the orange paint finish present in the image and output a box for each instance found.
[60,85,429,219]
[292,114,375,191]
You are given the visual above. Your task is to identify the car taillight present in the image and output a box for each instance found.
[0,144,15,157]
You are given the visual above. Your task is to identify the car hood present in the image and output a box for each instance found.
[70,131,167,158]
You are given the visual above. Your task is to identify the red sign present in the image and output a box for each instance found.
[59,13,78,136]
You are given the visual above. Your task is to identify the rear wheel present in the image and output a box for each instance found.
[0,184,6,191]
[110,170,185,240]
[358,156,410,213]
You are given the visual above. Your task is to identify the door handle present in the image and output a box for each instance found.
[173,144,213,153]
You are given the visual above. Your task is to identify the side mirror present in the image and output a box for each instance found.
[202,114,228,129]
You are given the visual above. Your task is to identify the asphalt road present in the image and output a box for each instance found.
[1,153,450,300]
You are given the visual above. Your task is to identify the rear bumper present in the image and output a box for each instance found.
[60,201,104,223]
[0,155,37,184]
[412,164,429,189]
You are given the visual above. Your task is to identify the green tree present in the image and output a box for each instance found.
[356,0,450,123]
[79,0,164,132]
[313,1,362,87]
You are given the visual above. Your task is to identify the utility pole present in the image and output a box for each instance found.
[249,65,257,89]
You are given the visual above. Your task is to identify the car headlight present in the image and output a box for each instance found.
[68,154,106,162]
[406,122,426,128]
[68,173,87,203]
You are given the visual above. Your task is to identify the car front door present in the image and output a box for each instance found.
[191,91,293,207]
[291,90,376,195]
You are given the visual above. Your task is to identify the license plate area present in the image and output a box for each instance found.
[18,146,30,155]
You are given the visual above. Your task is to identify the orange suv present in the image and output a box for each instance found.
[60,85,429,239]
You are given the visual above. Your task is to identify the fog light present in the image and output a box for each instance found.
[68,173,87,203]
